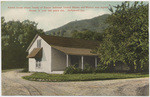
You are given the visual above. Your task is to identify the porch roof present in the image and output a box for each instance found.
[52,45,98,56]
[27,48,42,58]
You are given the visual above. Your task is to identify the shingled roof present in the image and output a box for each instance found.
[26,34,100,56]
[39,35,100,49]
[51,45,98,56]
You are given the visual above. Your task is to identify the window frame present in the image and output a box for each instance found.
[36,58,41,68]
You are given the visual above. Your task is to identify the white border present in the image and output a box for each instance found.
[0,0,149,97]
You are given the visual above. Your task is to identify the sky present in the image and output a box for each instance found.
[1,1,145,31]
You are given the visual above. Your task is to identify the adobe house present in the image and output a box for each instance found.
[26,34,100,74]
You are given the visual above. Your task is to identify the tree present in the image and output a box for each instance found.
[72,30,103,41]
[97,1,148,72]
[2,17,44,69]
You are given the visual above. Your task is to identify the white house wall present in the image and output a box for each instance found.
[28,36,52,73]
[51,47,68,71]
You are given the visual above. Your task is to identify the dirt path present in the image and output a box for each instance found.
[2,69,149,96]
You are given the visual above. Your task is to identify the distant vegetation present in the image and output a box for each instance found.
[1,18,44,69]
[72,30,104,41]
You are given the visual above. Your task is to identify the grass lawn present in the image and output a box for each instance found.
[22,72,149,82]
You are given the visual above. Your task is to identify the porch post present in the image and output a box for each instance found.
[81,56,84,70]
[66,54,69,67]
[95,56,97,68]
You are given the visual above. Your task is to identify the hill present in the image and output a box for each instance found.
[45,14,110,37]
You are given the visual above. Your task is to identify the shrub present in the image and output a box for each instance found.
[95,64,108,73]
[64,63,110,74]
[64,63,96,74]
[63,65,82,74]
[82,63,94,73]
[83,67,95,74]
[63,65,75,74]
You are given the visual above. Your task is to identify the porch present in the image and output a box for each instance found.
[51,46,99,74]
[51,55,99,74]
[66,54,99,69]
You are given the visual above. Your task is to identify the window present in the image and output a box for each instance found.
[37,39,41,48]
[36,58,41,68]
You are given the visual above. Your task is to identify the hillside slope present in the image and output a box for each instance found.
[45,14,110,37]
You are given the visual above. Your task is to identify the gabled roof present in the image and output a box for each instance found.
[40,35,100,49]
[26,34,100,52]
[26,34,100,56]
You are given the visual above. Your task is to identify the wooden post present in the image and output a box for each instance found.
[66,54,69,67]
[81,56,84,70]
[95,57,97,68]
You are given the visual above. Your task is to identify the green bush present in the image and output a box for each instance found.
[95,64,108,73]
[63,65,82,74]
[64,64,94,74]
[64,63,110,74]
[83,66,95,73]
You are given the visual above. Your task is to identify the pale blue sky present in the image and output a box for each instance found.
[1,1,148,31]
